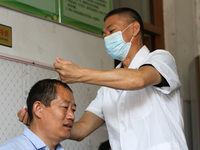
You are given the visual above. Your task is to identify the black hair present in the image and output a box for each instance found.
[27,79,72,122]
[98,140,111,150]
[104,7,144,39]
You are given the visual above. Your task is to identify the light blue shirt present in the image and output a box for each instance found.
[0,127,64,150]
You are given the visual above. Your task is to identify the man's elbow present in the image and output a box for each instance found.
[69,132,85,141]
[69,127,88,142]
[73,136,86,142]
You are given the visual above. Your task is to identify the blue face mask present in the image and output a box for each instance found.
[104,24,134,61]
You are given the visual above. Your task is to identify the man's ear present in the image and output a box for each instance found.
[32,101,43,119]
[131,21,140,37]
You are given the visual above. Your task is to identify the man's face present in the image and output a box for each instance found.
[41,85,76,141]
[102,14,130,40]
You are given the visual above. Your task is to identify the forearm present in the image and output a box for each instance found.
[69,122,87,141]
[54,58,161,90]
[79,68,145,90]
[69,111,105,141]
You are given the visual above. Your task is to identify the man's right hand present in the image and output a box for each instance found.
[17,107,30,126]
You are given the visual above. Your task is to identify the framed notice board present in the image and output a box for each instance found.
[60,0,113,35]
[0,0,113,35]
[0,0,59,22]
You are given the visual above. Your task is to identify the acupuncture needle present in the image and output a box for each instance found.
[51,76,60,80]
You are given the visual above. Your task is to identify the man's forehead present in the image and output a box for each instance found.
[104,14,119,24]
[104,15,127,27]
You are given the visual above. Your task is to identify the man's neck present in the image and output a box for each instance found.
[29,124,58,150]
[122,44,143,68]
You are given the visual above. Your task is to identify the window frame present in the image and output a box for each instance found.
[144,0,165,50]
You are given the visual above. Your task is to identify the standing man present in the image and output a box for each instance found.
[19,8,188,150]
[1,79,76,150]
[53,7,188,150]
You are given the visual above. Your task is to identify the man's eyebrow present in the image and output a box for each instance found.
[63,100,70,104]
[106,24,113,30]
[63,100,77,107]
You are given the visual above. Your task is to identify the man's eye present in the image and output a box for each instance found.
[72,109,76,112]
[63,106,68,109]
[110,30,114,33]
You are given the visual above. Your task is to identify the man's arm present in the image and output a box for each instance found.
[70,111,105,141]
[54,57,162,90]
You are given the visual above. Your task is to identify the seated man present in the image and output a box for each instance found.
[0,79,76,150]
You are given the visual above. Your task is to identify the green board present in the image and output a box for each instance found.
[0,0,113,35]
[0,0,59,21]
[61,0,113,35]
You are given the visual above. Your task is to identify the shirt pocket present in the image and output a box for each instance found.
[126,89,152,119]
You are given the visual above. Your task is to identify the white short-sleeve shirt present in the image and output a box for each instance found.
[86,46,188,150]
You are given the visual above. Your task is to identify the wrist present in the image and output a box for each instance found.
[78,67,88,83]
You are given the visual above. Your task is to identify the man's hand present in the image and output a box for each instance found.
[17,107,30,126]
[53,57,83,83]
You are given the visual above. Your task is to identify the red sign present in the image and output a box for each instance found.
[0,24,12,47]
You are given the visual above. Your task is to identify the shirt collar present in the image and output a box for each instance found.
[116,45,150,69]
[23,127,64,150]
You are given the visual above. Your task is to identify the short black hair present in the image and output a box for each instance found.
[27,79,72,122]
[98,140,111,150]
[104,7,144,39]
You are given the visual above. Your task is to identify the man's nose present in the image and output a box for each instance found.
[66,109,75,121]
